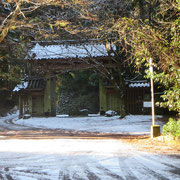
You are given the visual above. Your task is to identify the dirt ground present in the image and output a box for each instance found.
[124,115,179,155]
[122,135,180,155]
[1,129,179,155]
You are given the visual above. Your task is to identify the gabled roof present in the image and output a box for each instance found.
[26,41,115,60]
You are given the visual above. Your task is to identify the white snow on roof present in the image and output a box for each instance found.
[27,43,113,60]
[129,82,150,88]
[13,81,28,92]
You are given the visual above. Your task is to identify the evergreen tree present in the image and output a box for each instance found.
[57,70,99,115]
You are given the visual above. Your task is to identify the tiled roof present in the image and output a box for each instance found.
[26,42,115,60]
[128,80,150,88]
[13,78,45,92]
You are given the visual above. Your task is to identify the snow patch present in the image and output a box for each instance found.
[27,43,116,60]
[129,82,150,87]
[13,81,28,92]
[105,110,117,117]
[13,115,164,134]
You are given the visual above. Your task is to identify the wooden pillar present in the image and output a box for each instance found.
[44,73,51,116]
[115,92,121,114]
[50,74,56,116]
[44,72,56,116]
[19,95,23,118]
[99,78,107,114]
[28,94,32,115]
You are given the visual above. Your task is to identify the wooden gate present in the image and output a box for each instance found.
[32,95,44,116]
[126,88,144,114]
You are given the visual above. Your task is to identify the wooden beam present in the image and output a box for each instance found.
[27,56,118,73]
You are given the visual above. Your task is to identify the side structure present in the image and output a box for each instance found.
[99,77,151,115]
[99,78,123,114]
[13,75,56,118]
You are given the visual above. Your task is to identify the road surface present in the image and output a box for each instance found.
[0,114,179,180]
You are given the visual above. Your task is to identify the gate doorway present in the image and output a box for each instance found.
[32,95,44,116]
[126,88,144,114]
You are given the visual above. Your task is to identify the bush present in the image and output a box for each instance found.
[162,118,180,138]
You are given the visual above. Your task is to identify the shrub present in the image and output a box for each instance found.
[162,118,180,138]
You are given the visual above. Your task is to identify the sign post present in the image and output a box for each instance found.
[149,58,160,138]
[149,58,155,126]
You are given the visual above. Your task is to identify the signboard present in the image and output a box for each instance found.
[143,101,152,108]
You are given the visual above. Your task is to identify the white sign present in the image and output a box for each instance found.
[143,101,152,108]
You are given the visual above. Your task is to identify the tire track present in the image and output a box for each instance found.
[59,171,71,180]
[96,166,124,179]
[0,173,4,179]
[118,156,139,180]
[121,153,178,180]
[84,169,101,180]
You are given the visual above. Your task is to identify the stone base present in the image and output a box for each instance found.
[23,114,31,119]
[151,125,161,138]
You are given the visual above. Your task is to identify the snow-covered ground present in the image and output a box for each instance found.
[13,114,164,135]
[1,114,180,180]
[0,112,29,131]
[0,138,180,180]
